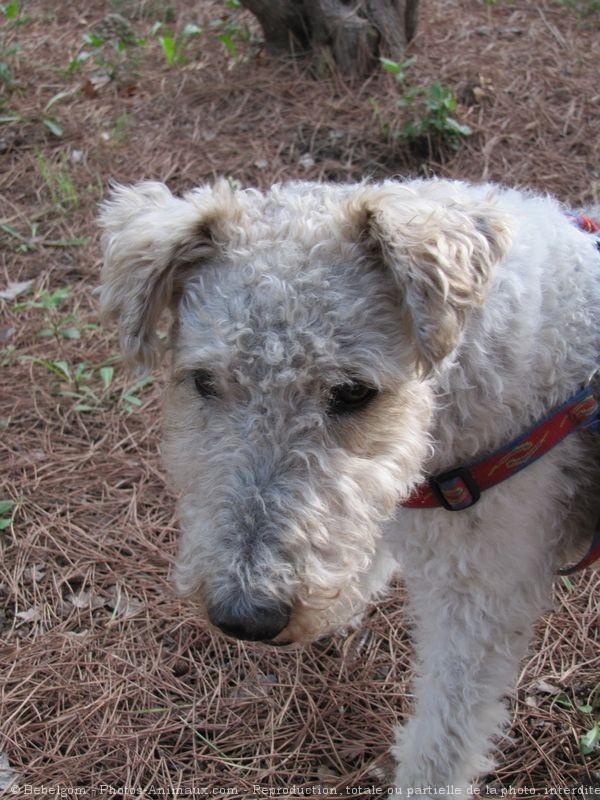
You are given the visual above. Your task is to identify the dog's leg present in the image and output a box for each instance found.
[392,467,562,792]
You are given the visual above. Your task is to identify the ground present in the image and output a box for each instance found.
[1,0,599,792]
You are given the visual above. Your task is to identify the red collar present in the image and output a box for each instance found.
[402,385,600,511]
[568,213,600,235]
[401,386,600,574]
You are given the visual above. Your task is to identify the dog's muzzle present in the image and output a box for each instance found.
[207,597,291,643]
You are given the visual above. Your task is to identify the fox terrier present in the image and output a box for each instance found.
[99,177,600,791]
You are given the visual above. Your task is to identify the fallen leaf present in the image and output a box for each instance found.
[525,695,538,708]
[105,586,145,619]
[16,607,41,622]
[0,279,33,300]
[230,670,277,699]
[26,564,45,583]
[66,590,105,610]
[80,79,97,99]
[0,752,19,791]
[533,679,562,695]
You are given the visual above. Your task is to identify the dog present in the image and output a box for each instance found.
[99,177,600,791]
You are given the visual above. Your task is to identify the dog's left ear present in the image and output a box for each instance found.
[348,182,512,371]
[99,180,235,369]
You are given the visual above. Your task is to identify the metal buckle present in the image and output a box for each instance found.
[429,467,481,511]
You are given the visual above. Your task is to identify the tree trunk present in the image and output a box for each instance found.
[239,0,420,78]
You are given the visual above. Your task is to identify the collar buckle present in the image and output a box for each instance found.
[429,467,481,511]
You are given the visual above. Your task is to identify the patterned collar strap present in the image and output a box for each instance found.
[402,385,600,512]
[566,213,600,235]
[557,526,600,576]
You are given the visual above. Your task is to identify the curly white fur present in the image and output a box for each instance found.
[99,177,600,791]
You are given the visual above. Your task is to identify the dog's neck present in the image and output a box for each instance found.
[427,219,600,474]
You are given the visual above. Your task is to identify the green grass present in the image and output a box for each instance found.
[66,23,146,82]
[110,0,176,22]
[559,0,600,17]
[35,150,79,211]
[209,3,254,63]
[553,689,600,757]
[1,222,89,252]
[152,21,202,66]
[0,499,15,530]
[11,285,97,342]
[375,60,472,152]
[397,83,472,148]
[22,354,154,414]
[0,33,20,89]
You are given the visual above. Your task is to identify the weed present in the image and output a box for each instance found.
[581,721,600,755]
[42,117,63,137]
[1,223,89,252]
[13,285,71,312]
[30,358,101,412]
[37,316,84,341]
[35,149,79,211]
[110,0,176,23]
[66,50,93,75]
[110,111,129,143]
[121,375,154,411]
[99,365,114,391]
[553,691,600,757]
[369,97,391,139]
[209,3,254,63]
[23,354,154,414]
[0,3,27,93]
[380,56,415,84]
[0,499,15,531]
[398,83,472,148]
[152,21,202,66]
[226,176,242,192]
[0,68,66,138]
[559,0,600,17]
[1,222,39,253]
[0,2,19,19]
[0,1,30,25]
[376,60,472,155]
[12,286,97,341]
[1,344,17,368]
[0,109,20,122]
[66,18,145,83]
[0,33,20,90]
[45,88,78,112]
[554,694,594,713]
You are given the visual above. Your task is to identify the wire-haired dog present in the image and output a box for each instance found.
[99,178,600,791]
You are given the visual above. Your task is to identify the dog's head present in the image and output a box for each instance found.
[99,178,511,643]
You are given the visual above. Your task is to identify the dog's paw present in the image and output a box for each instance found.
[393,767,470,797]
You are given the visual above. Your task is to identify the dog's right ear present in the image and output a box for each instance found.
[99,180,235,370]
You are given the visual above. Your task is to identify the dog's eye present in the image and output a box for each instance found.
[192,369,217,398]
[327,382,378,414]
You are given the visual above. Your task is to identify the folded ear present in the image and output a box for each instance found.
[348,181,512,371]
[99,179,235,369]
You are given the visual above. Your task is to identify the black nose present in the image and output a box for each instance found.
[207,597,291,642]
